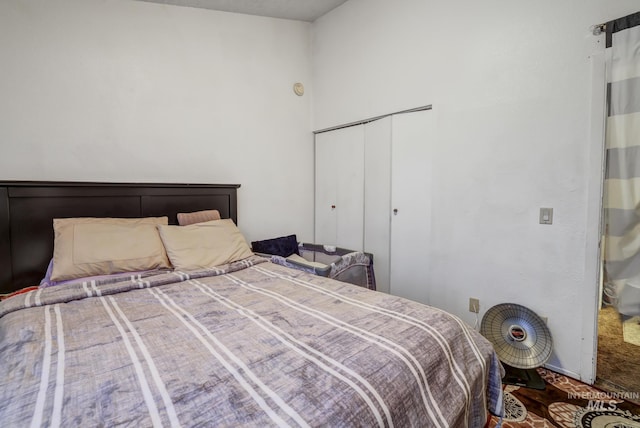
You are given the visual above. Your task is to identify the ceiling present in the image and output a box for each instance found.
[135,0,349,22]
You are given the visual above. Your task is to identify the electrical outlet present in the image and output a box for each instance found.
[469,298,479,313]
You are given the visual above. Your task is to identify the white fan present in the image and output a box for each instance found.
[481,303,553,389]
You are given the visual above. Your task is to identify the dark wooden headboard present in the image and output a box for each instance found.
[0,181,240,294]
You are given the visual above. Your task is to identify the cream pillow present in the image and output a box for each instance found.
[177,209,221,226]
[157,219,253,271]
[51,217,171,282]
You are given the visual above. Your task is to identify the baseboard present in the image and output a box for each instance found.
[543,363,583,382]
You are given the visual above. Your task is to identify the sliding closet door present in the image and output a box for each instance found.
[364,117,392,294]
[390,110,434,304]
[315,125,365,250]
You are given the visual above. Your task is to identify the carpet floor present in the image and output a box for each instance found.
[488,368,640,427]
[596,306,640,396]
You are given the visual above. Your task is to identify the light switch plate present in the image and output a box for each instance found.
[539,207,553,225]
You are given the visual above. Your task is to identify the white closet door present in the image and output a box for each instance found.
[364,117,392,293]
[315,125,365,250]
[390,110,434,304]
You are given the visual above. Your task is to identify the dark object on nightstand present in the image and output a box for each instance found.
[251,234,300,257]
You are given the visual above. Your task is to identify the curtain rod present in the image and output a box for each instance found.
[313,104,433,135]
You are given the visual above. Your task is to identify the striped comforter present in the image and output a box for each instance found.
[0,256,504,427]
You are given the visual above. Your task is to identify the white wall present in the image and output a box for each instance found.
[312,0,639,382]
[0,0,314,243]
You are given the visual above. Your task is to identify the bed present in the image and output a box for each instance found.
[0,181,504,427]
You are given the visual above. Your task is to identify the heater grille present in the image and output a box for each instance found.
[480,303,553,369]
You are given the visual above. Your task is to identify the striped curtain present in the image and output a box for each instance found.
[603,11,640,309]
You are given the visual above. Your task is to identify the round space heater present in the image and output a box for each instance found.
[481,303,553,390]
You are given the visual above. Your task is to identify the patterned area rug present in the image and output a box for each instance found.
[488,368,640,427]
